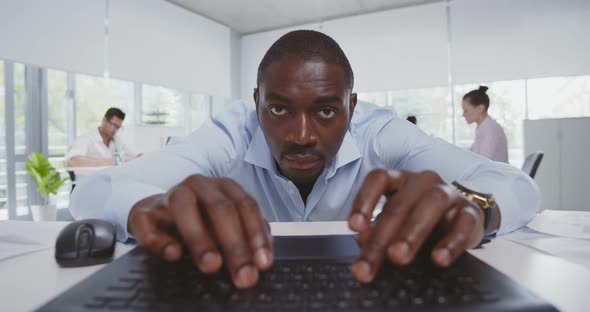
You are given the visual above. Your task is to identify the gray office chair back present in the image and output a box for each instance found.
[165,136,184,146]
[521,151,544,179]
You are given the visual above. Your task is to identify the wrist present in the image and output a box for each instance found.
[452,181,499,235]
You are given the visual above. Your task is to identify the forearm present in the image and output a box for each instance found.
[69,169,167,242]
[67,156,113,167]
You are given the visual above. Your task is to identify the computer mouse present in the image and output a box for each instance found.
[55,219,116,267]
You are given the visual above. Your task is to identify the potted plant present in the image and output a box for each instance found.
[25,152,68,221]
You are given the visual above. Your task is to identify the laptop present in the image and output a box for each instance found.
[38,235,557,311]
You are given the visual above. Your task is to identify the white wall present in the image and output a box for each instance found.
[451,0,590,84]
[321,3,448,93]
[240,2,448,99]
[109,0,231,96]
[240,0,590,99]
[0,0,104,76]
[0,0,233,97]
[240,23,321,101]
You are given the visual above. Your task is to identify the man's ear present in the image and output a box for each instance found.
[349,93,358,122]
[253,87,260,114]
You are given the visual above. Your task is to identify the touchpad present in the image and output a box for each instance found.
[273,235,360,260]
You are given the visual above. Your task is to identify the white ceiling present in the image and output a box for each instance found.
[166,0,442,34]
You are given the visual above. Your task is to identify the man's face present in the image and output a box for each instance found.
[101,116,123,139]
[254,57,357,187]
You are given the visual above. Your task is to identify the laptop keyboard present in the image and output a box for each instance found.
[83,254,500,311]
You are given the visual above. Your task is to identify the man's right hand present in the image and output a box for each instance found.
[128,175,274,289]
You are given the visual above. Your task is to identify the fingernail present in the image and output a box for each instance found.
[351,260,372,283]
[350,213,365,230]
[255,248,272,268]
[434,248,451,266]
[395,241,409,255]
[236,265,258,289]
[200,251,221,272]
[388,241,410,263]
[163,245,178,261]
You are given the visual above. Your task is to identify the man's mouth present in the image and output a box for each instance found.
[283,153,321,170]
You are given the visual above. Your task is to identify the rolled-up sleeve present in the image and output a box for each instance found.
[376,119,539,235]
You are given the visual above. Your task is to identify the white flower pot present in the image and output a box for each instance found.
[31,204,57,221]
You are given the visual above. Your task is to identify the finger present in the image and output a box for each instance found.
[186,177,257,289]
[132,210,182,261]
[387,184,457,266]
[218,178,274,271]
[352,171,441,283]
[349,169,405,233]
[431,204,483,267]
[167,184,222,273]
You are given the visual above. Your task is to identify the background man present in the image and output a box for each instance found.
[66,107,140,167]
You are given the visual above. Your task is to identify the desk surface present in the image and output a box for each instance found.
[1,221,589,312]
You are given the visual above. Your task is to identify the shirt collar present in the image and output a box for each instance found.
[94,128,104,142]
[95,127,116,144]
[243,126,361,177]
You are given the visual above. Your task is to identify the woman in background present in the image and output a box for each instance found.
[462,86,508,163]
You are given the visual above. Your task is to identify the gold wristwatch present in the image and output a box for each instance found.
[452,181,498,234]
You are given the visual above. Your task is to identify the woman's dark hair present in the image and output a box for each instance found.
[463,86,490,110]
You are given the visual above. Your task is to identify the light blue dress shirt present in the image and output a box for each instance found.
[70,100,540,241]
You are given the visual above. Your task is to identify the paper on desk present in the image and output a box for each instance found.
[0,221,63,262]
[0,235,52,262]
[504,227,590,270]
[527,210,590,239]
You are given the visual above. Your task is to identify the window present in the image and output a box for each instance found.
[14,63,26,155]
[358,87,451,142]
[389,87,451,142]
[47,69,73,209]
[76,74,134,135]
[356,92,389,107]
[0,60,5,219]
[190,94,211,131]
[527,75,590,119]
[48,70,69,156]
[454,81,526,166]
[141,85,184,126]
[13,63,29,216]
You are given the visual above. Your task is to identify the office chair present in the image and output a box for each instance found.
[521,151,544,179]
[67,170,76,193]
[165,136,184,146]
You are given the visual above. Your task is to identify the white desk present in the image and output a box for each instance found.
[1,221,589,312]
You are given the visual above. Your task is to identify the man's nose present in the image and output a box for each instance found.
[288,113,317,146]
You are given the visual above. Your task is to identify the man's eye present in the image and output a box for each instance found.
[318,108,336,119]
[269,106,288,116]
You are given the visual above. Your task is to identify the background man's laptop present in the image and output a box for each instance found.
[38,235,557,311]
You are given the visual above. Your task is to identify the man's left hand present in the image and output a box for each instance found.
[348,169,485,283]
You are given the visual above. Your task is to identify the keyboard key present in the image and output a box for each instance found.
[74,256,502,311]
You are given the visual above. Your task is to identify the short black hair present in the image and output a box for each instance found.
[257,30,354,89]
[104,107,125,121]
[463,86,490,111]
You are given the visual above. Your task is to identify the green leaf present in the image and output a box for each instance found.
[25,152,69,197]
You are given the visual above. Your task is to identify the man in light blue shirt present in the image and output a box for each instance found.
[71,30,539,289]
